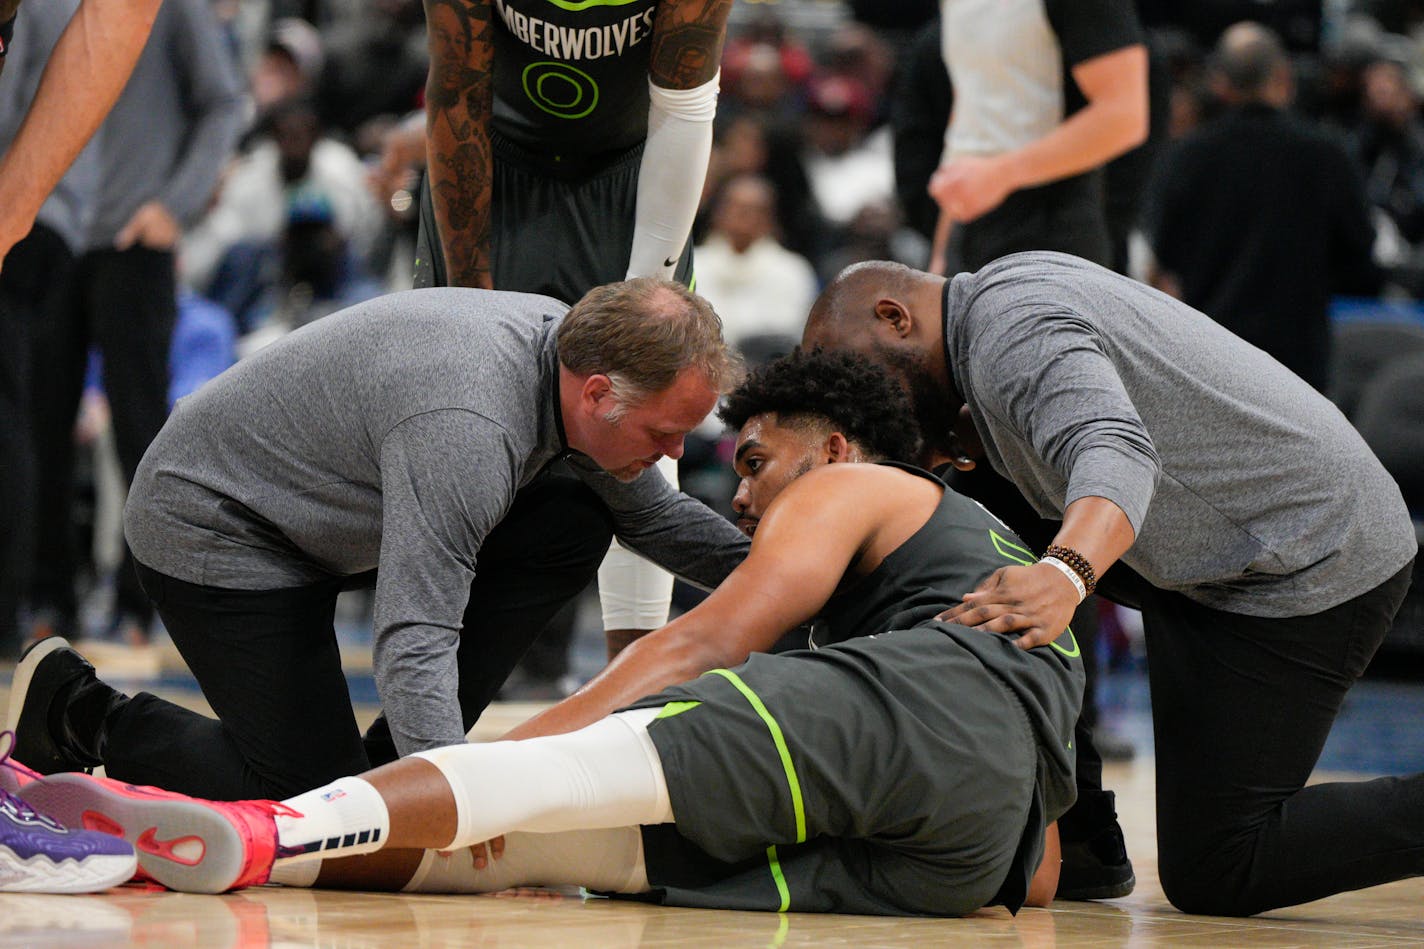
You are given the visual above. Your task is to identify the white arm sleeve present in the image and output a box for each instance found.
[603,74,718,627]
[624,73,719,279]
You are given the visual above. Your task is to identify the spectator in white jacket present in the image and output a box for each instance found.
[694,174,818,353]
[183,97,380,312]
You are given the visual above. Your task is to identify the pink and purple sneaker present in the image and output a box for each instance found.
[0,731,136,893]
[18,769,296,894]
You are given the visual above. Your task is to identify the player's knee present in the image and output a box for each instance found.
[1158,852,1259,917]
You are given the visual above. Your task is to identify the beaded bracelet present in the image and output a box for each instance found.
[1043,543,1097,596]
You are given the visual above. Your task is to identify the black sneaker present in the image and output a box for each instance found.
[1057,790,1136,900]
[5,638,105,774]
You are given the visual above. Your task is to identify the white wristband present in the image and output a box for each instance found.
[1040,556,1087,603]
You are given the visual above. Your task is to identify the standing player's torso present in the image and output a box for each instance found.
[491,0,658,156]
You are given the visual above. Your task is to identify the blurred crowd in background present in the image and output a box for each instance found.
[5,0,1424,683]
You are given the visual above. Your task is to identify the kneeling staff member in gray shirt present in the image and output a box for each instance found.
[804,253,1420,918]
[8,278,750,801]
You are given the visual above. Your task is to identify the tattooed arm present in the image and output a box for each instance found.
[623,0,731,278]
[648,0,731,91]
[423,0,494,289]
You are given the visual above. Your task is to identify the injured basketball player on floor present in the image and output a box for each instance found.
[18,349,1085,917]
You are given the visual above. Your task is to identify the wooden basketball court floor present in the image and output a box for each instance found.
[2,654,1421,948]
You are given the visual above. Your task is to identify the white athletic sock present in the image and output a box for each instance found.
[401,827,649,895]
[272,776,390,866]
[411,707,672,852]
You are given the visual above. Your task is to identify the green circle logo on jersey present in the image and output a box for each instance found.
[522,61,600,119]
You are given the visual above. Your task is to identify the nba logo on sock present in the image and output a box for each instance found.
[320,789,347,802]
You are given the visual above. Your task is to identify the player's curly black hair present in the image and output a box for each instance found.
[718,347,922,463]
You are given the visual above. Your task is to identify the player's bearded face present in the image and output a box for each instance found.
[732,417,821,537]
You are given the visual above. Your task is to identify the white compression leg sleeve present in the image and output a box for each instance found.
[402,827,649,895]
[410,707,673,852]
[597,456,678,630]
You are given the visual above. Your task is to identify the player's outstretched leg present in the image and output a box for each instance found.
[19,709,671,894]
[0,732,137,893]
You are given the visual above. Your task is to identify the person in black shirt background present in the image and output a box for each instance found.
[1145,22,1381,393]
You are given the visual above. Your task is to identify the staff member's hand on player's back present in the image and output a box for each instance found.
[937,563,1080,650]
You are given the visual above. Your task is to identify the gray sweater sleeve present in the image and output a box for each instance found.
[373,411,517,756]
[156,0,244,227]
[568,456,750,590]
[971,305,1161,534]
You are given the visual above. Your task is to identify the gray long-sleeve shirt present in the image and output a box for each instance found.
[946,252,1416,617]
[86,0,243,248]
[126,288,749,754]
[0,0,98,251]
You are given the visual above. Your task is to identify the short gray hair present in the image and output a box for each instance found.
[558,278,744,407]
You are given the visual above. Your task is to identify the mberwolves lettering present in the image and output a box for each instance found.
[494,0,656,61]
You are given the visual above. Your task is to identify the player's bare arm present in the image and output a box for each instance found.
[423,0,494,288]
[504,464,930,741]
[0,0,161,268]
[648,0,731,89]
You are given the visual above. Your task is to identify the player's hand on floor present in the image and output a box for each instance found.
[935,564,1078,650]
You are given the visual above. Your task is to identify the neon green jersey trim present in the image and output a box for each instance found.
[538,0,642,11]
[987,530,1082,659]
[1050,629,1081,658]
[766,845,791,912]
[705,669,807,843]
[989,529,1035,566]
[655,700,701,719]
